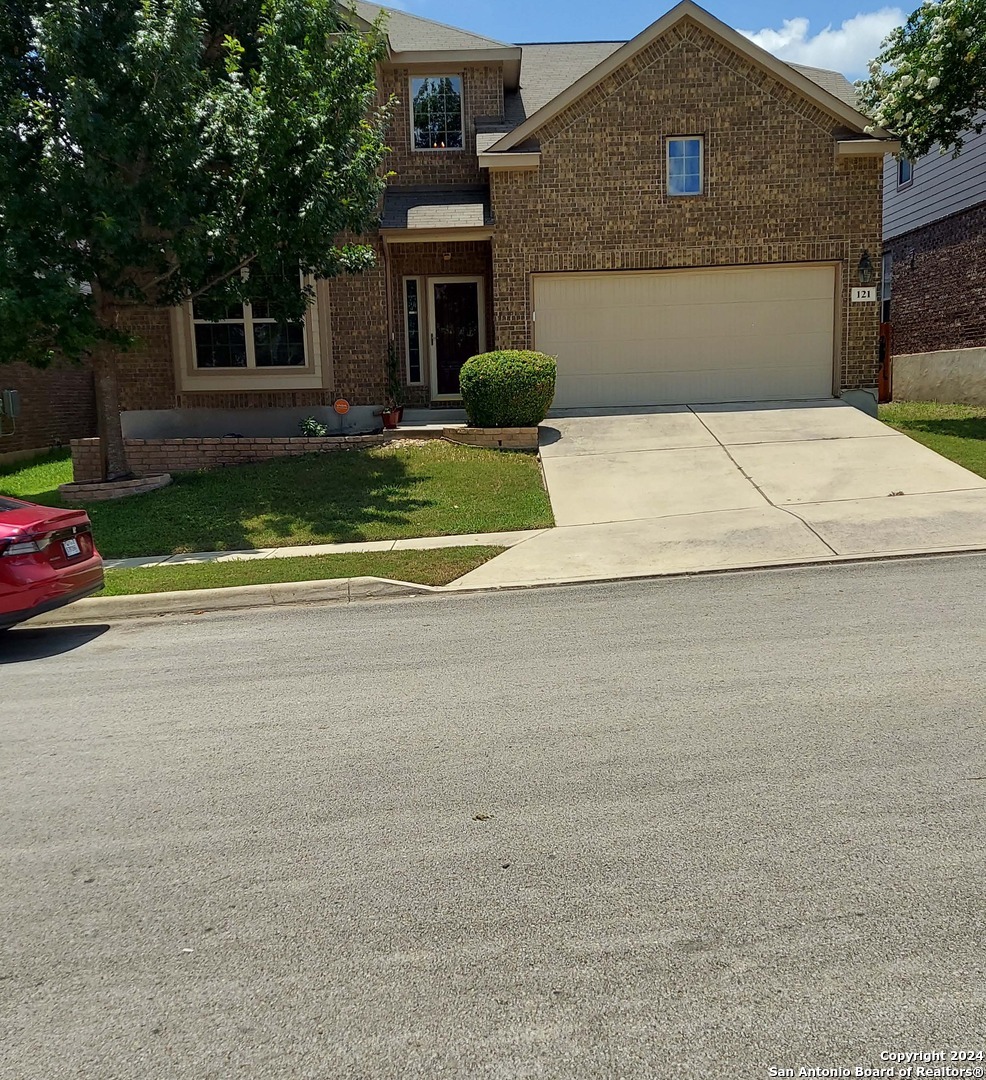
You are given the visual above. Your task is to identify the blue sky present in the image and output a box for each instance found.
[390,0,908,79]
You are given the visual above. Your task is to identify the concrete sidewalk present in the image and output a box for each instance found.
[453,401,986,588]
[104,529,546,570]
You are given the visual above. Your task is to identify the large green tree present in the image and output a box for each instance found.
[856,0,986,158]
[0,0,390,478]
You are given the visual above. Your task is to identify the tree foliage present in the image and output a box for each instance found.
[0,0,390,359]
[856,0,986,158]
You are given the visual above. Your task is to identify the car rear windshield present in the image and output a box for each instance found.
[0,498,23,512]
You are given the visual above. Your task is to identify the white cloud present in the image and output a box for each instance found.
[740,8,906,78]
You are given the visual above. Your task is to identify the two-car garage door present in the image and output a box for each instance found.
[532,265,837,408]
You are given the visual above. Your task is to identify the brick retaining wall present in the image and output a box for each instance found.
[71,434,386,480]
[443,427,539,450]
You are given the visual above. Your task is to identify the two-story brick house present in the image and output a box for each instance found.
[116,0,896,440]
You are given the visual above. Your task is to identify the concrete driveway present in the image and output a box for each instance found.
[455,399,986,587]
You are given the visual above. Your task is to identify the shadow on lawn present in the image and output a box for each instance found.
[86,452,434,558]
[891,417,986,440]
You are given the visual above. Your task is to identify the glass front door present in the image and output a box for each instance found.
[430,279,484,398]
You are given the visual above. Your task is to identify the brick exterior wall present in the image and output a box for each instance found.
[884,201,986,356]
[379,65,504,187]
[389,241,494,405]
[116,307,177,411]
[325,244,389,405]
[71,434,386,479]
[0,360,96,454]
[490,20,884,392]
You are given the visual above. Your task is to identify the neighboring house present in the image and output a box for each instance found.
[115,0,895,440]
[882,118,986,403]
[0,361,96,462]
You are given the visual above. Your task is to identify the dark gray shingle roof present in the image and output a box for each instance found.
[788,63,858,108]
[380,186,493,230]
[354,2,511,51]
[495,42,858,135]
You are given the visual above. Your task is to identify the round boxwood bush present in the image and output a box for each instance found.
[459,350,557,428]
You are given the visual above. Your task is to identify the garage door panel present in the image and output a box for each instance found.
[534,266,836,407]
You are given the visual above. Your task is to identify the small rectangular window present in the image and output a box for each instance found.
[411,76,463,151]
[897,158,914,188]
[667,136,704,196]
[404,278,423,384]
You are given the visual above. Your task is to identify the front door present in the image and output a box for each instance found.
[429,277,485,399]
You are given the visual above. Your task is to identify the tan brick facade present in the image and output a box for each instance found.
[93,16,884,423]
[379,65,503,187]
[490,22,883,391]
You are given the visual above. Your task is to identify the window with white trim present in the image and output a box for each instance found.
[897,158,914,188]
[191,279,306,370]
[667,136,704,196]
[411,76,463,151]
[404,278,424,383]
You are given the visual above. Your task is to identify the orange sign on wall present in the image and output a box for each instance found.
[333,399,350,415]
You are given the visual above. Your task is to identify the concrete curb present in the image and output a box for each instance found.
[28,576,441,626]
[23,546,986,628]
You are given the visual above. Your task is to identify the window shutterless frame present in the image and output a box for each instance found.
[409,74,464,152]
[172,270,327,392]
[666,135,704,197]
[897,158,914,189]
[403,277,425,384]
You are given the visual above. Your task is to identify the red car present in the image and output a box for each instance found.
[0,496,104,630]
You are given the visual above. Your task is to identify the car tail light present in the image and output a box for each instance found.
[0,535,49,556]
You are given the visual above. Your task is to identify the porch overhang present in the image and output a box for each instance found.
[379,186,493,243]
[380,226,494,243]
[836,138,902,157]
[478,151,542,170]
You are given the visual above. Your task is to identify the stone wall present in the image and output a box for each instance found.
[489,18,884,391]
[884,201,986,357]
[71,434,386,480]
[892,346,986,405]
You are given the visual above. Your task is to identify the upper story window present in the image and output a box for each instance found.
[667,136,703,196]
[411,76,463,151]
[897,158,914,188]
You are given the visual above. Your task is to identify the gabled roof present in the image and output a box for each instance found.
[352,2,512,52]
[488,1,889,153]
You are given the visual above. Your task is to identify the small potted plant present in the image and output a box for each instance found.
[379,343,405,429]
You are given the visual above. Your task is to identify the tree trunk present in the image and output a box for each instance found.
[90,288,130,481]
[91,342,129,480]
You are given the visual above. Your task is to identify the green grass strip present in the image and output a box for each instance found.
[102,546,505,595]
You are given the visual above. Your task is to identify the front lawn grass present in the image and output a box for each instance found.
[101,546,503,595]
[879,401,986,479]
[0,448,72,500]
[0,442,554,559]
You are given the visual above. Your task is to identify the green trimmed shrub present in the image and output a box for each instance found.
[459,350,556,428]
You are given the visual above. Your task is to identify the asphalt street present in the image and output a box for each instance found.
[2,555,985,1080]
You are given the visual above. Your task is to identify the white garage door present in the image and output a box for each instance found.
[533,265,836,408]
